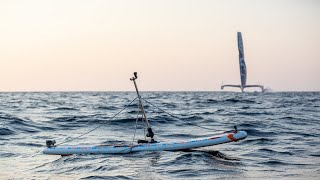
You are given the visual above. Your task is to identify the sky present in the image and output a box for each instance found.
[0,0,319,91]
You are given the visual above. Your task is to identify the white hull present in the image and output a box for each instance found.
[43,131,247,155]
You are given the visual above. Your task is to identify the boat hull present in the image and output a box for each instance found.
[43,131,247,155]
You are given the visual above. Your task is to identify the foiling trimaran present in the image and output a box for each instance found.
[221,32,264,92]
[43,72,247,155]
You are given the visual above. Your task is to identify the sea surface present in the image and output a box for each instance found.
[0,92,319,179]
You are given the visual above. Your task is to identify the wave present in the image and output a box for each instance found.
[245,138,274,144]
[51,107,79,111]
[0,128,14,135]
[110,118,138,124]
[237,111,274,116]
[206,99,219,103]
[244,129,276,137]
[15,142,43,147]
[259,160,307,166]
[259,148,293,155]
[0,114,44,133]
[1,92,319,179]
[309,154,320,157]
[179,115,204,122]
[81,175,130,180]
[95,106,119,110]
[224,98,256,104]
[0,152,17,158]
[182,149,239,161]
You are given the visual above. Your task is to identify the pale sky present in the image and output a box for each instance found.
[0,0,319,91]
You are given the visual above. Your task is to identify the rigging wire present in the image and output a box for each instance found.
[55,95,220,147]
[142,98,219,131]
[56,97,138,146]
[131,102,141,147]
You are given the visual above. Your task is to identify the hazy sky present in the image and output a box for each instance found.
[0,0,319,91]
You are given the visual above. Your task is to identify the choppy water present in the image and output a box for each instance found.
[0,92,319,179]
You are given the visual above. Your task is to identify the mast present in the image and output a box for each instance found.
[237,32,247,89]
[130,72,155,143]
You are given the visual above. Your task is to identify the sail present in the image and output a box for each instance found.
[237,32,247,87]
[221,32,264,92]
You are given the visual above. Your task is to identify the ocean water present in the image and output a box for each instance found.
[0,92,319,179]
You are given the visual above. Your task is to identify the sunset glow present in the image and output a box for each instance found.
[1,0,319,91]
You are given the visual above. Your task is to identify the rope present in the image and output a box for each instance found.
[55,96,220,147]
[131,103,141,147]
[56,97,138,146]
[142,98,218,131]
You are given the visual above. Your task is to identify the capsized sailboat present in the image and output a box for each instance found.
[221,32,264,92]
[43,72,247,155]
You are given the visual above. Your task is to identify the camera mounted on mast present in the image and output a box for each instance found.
[130,72,156,143]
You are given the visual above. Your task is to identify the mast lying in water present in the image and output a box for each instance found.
[221,32,264,92]
[130,72,156,143]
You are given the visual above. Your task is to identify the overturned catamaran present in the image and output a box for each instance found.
[221,32,264,92]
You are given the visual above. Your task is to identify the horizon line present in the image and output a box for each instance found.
[0,90,319,93]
